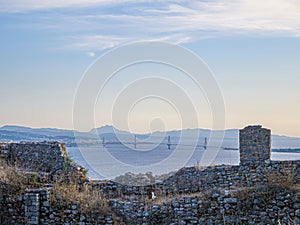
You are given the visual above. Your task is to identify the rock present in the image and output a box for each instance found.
[224,198,237,204]
[43,201,50,207]
[277,201,285,207]
[294,203,300,209]
[212,193,219,198]
[80,215,86,221]
[295,209,300,217]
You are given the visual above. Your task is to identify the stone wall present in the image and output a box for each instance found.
[1,187,113,225]
[239,125,271,165]
[1,125,300,224]
[109,187,300,224]
[24,190,41,225]
[3,184,300,225]
[0,141,86,181]
[0,142,67,172]
[94,159,300,199]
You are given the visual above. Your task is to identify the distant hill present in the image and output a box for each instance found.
[1,125,300,150]
[0,125,74,136]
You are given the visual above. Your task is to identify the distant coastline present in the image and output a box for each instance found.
[272,148,300,153]
[1,125,300,150]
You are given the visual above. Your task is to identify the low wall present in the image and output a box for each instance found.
[109,187,300,224]
[0,142,86,182]
[2,171,300,225]
[95,159,300,198]
[0,142,67,172]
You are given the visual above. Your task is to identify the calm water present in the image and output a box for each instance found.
[66,144,300,180]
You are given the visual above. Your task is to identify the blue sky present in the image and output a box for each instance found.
[0,0,300,136]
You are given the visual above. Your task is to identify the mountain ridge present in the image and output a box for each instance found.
[1,125,300,149]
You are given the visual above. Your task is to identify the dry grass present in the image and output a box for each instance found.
[193,160,217,171]
[0,158,112,221]
[193,159,201,171]
[0,159,41,195]
[209,163,216,169]
[50,179,110,215]
[278,217,298,225]
[266,168,295,190]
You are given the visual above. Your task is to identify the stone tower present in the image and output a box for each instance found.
[239,125,271,166]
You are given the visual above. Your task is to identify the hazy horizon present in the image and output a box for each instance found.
[1,123,300,139]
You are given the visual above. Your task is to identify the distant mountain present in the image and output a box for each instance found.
[0,125,73,137]
[90,125,119,134]
[1,125,300,149]
[90,125,131,136]
[0,125,33,133]
[0,129,49,141]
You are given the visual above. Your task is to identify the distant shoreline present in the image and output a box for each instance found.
[68,143,300,153]
[272,148,300,153]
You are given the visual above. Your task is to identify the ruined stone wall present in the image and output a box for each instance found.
[1,187,113,225]
[109,187,300,225]
[1,126,300,224]
[0,142,86,182]
[2,179,300,225]
[0,142,66,173]
[96,160,300,199]
[239,125,271,165]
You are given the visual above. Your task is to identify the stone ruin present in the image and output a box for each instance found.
[239,125,271,166]
[0,141,86,182]
[1,126,300,224]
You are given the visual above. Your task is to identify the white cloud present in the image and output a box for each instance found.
[2,0,300,51]
[0,0,132,12]
[61,35,128,51]
[86,51,96,57]
[59,33,193,52]
[141,0,300,36]
[0,0,185,12]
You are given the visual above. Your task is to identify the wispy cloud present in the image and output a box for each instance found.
[61,35,127,51]
[0,0,141,12]
[2,0,300,52]
[86,51,96,57]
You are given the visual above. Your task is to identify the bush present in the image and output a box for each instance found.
[50,179,110,216]
[266,168,295,190]
[0,160,41,195]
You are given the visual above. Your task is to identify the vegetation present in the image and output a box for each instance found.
[50,179,110,215]
[0,159,42,196]
[266,166,295,190]
[49,156,109,218]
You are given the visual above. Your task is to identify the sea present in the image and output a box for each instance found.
[66,144,300,180]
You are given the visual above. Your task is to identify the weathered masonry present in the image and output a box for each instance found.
[0,141,86,181]
[239,125,271,165]
[1,126,300,224]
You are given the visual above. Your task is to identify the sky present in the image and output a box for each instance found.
[0,0,300,137]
